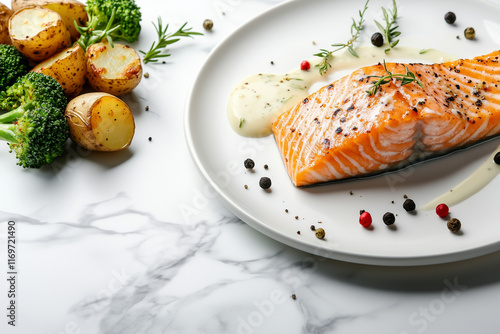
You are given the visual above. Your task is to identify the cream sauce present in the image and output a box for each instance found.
[420,145,500,210]
[227,46,453,137]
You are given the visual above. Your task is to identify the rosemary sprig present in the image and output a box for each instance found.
[139,18,203,64]
[366,60,423,96]
[314,0,369,75]
[375,0,400,53]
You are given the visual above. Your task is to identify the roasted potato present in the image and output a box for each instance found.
[9,6,71,62]
[11,0,87,41]
[31,44,86,98]
[0,3,13,44]
[65,92,135,151]
[86,42,142,96]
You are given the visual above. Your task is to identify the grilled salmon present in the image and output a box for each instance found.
[271,50,500,186]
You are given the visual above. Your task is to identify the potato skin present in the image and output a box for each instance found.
[31,44,86,98]
[11,0,87,41]
[65,92,135,151]
[9,6,72,62]
[86,42,142,96]
[0,3,13,45]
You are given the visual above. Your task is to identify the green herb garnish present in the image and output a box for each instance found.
[140,18,203,64]
[375,0,400,53]
[366,60,423,96]
[314,0,369,75]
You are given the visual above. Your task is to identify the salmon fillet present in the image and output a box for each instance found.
[271,50,500,186]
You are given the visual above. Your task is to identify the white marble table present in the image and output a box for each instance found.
[2,0,500,333]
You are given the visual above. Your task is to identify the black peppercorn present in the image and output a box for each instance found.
[383,212,395,225]
[447,218,461,233]
[371,32,384,47]
[444,12,456,24]
[403,199,416,212]
[494,152,500,165]
[244,158,255,170]
[259,177,272,189]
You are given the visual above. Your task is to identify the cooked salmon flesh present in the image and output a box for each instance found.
[271,51,500,186]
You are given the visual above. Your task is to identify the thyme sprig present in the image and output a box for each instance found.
[375,0,400,53]
[314,0,369,75]
[140,18,203,64]
[366,60,423,96]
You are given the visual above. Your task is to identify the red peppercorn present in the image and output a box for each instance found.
[435,203,449,218]
[300,60,311,71]
[359,211,372,228]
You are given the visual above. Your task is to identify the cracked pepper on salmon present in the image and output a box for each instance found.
[271,50,500,186]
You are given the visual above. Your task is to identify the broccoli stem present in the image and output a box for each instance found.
[0,124,18,143]
[0,107,24,123]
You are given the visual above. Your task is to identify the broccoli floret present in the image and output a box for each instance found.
[0,72,68,168]
[76,0,142,50]
[0,44,30,92]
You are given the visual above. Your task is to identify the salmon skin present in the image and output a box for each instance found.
[271,50,500,186]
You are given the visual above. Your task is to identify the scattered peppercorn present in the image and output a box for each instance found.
[310,225,316,231]
[447,218,461,233]
[144,72,149,78]
[464,27,475,40]
[291,294,296,300]
[494,152,500,165]
[264,164,269,170]
[203,19,213,31]
[359,211,372,228]
[444,12,456,24]
[148,137,152,141]
[297,231,301,235]
[300,60,311,71]
[244,158,255,170]
[382,212,395,225]
[403,199,416,212]
[259,176,272,189]
[371,32,384,47]
[244,185,248,189]
[145,106,149,111]
[435,203,449,218]
[315,228,325,239]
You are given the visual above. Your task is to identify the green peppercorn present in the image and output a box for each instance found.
[371,32,384,47]
[447,218,461,233]
[259,176,272,189]
[444,12,456,24]
[315,228,325,239]
[464,27,475,40]
[203,19,213,31]
[383,212,395,225]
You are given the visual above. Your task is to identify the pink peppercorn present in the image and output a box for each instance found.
[436,203,449,218]
[300,60,311,71]
[359,211,372,228]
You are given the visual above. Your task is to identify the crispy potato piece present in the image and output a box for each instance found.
[11,0,87,41]
[31,44,86,98]
[0,3,13,45]
[65,92,135,151]
[9,6,71,62]
[86,42,142,96]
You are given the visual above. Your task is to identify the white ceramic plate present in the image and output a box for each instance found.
[185,0,500,265]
